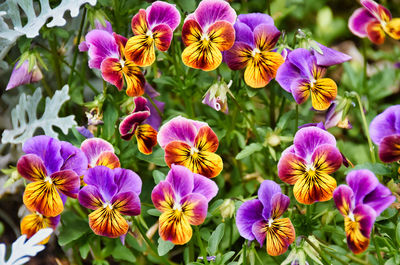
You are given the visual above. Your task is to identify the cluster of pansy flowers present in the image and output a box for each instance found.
[11,0,399,260]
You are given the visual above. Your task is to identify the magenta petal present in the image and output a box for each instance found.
[192,173,218,202]
[194,0,237,29]
[79,185,105,210]
[253,24,281,49]
[134,96,150,113]
[83,166,117,202]
[258,180,282,220]
[349,8,377,38]
[59,141,88,176]
[180,193,208,225]
[346,169,379,206]
[353,204,376,238]
[151,180,176,211]
[94,19,113,33]
[333,185,354,216]
[236,199,264,240]
[379,135,400,163]
[237,13,274,31]
[23,135,63,174]
[165,165,194,199]
[111,191,141,216]
[119,111,150,141]
[6,60,41,91]
[157,116,207,148]
[17,154,47,182]
[224,41,254,70]
[100,57,124,90]
[84,29,119,69]
[113,168,142,195]
[251,220,268,247]
[146,1,181,31]
[50,170,80,198]
[276,60,302,93]
[369,105,400,145]
[313,43,352,67]
[293,127,336,159]
[233,21,255,47]
[290,78,311,105]
[81,138,114,167]
[363,183,395,216]
[270,193,290,219]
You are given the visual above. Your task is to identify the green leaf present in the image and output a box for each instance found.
[153,170,166,184]
[147,209,161,217]
[79,241,90,259]
[177,0,196,12]
[235,143,262,160]
[137,148,167,166]
[158,237,175,256]
[102,101,119,140]
[396,221,400,247]
[58,211,90,246]
[2,86,77,144]
[221,251,235,264]
[344,163,391,176]
[207,223,225,255]
[112,245,136,262]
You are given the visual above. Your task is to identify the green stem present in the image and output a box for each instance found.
[295,104,299,131]
[49,34,63,90]
[194,226,209,265]
[133,217,173,265]
[303,237,330,265]
[68,7,87,86]
[355,92,376,163]
[269,86,276,128]
[345,254,370,265]
[266,0,271,15]
[243,240,247,265]
[324,250,347,265]
[371,227,384,265]
[40,72,53,97]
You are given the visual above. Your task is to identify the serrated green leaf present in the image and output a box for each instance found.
[158,237,175,256]
[2,86,76,144]
[207,223,225,255]
[235,143,262,160]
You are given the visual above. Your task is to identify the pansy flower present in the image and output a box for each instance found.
[125,1,181,67]
[369,105,400,163]
[181,0,237,71]
[20,211,60,244]
[224,13,284,88]
[158,116,223,178]
[80,138,120,169]
[324,102,352,129]
[349,0,400,44]
[78,166,142,238]
[276,48,340,111]
[79,29,145,97]
[151,165,218,244]
[278,127,342,204]
[333,169,395,254]
[119,96,158,155]
[17,136,87,217]
[236,180,295,256]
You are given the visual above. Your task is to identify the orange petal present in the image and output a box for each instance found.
[265,218,295,256]
[384,18,400,40]
[194,126,219,153]
[125,35,155,67]
[89,207,129,238]
[207,21,235,51]
[131,9,148,35]
[159,209,193,245]
[181,40,222,71]
[182,19,202,47]
[244,51,284,88]
[310,78,337,111]
[366,21,385,45]
[20,212,59,244]
[135,124,158,155]
[23,181,64,217]
[96,151,121,169]
[122,61,146,97]
[293,172,337,205]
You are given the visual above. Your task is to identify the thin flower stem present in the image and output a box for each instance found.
[345,254,370,265]
[324,250,347,265]
[133,217,174,265]
[269,86,276,128]
[266,0,271,16]
[40,72,53,97]
[49,34,63,90]
[295,104,299,131]
[303,237,331,265]
[355,92,376,163]
[68,7,87,86]
[371,227,384,265]
[194,226,209,265]
[243,240,247,265]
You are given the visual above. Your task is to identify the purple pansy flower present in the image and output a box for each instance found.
[369,105,400,163]
[151,164,218,245]
[309,42,352,67]
[78,166,142,238]
[236,180,295,256]
[333,169,395,254]
[278,126,342,204]
[119,96,158,155]
[6,59,43,91]
[276,48,349,111]
[17,136,87,217]
[349,0,400,45]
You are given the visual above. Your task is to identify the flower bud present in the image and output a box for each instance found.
[220,199,235,220]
